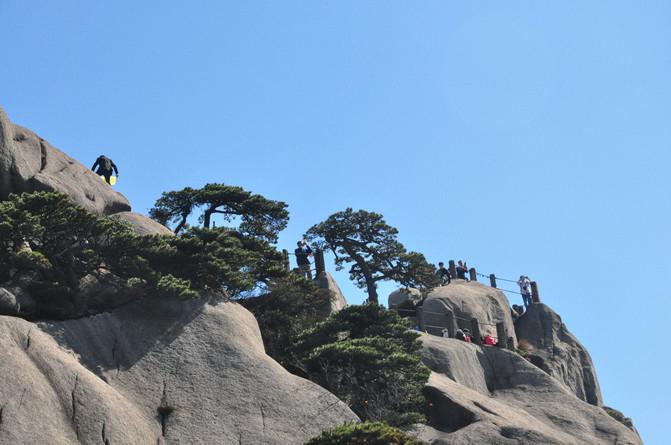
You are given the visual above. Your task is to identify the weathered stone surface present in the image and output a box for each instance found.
[388,288,421,309]
[0,315,158,444]
[417,334,642,445]
[2,295,356,445]
[0,286,18,315]
[316,271,347,313]
[420,281,517,348]
[515,302,604,406]
[112,211,174,236]
[0,107,130,215]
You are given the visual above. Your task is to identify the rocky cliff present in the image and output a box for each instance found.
[417,335,640,444]
[0,296,357,445]
[0,108,642,444]
[393,281,641,444]
[0,108,358,444]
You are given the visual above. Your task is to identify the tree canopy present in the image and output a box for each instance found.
[294,304,430,426]
[149,183,289,242]
[305,421,422,445]
[0,192,288,318]
[305,208,437,303]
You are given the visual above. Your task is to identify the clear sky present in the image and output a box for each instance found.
[1,1,669,442]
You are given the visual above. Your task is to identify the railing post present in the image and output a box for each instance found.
[496,322,506,348]
[470,318,482,345]
[448,260,457,280]
[282,249,290,272]
[531,281,540,303]
[489,274,497,288]
[446,310,458,338]
[315,249,325,276]
[469,268,477,282]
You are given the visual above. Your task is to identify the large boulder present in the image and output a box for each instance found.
[112,211,174,236]
[388,288,422,309]
[420,281,517,348]
[0,107,130,215]
[0,295,357,444]
[416,334,641,445]
[515,302,604,406]
[315,271,347,314]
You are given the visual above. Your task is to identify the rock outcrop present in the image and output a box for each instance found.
[419,281,518,348]
[316,271,347,313]
[112,211,174,236]
[388,288,422,309]
[0,107,130,215]
[515,302,603,406]
[0,295,357,444]
[417,334,641,445]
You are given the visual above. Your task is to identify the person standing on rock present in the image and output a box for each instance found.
[91,155,119,185]
[294,240,313,280]
[517,275,532,309]
[456,260,469,281]
[436,262,451,285]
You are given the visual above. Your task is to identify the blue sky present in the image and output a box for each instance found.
[1,1,669,442]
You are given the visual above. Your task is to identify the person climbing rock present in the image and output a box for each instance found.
[517,275,532,310]
[436,262,451,285]
[91,155,119,185]
[294,240,313,280]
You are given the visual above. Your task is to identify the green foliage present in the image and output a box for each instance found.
[295,304,430,426]
[149,183,289,241]
[304,421,422,445]
[156,274,199,300]
[295,303,423,356]
[305,208,437,303]
[241,277,331,372]
[0,192,134,286]
[11,248,52,272]
[111,227,287,297]
[603,406,634,429]
[0,192,288,311]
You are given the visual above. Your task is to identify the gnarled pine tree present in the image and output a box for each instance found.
[305,208,437,303]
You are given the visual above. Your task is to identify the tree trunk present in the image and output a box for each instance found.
[364,271,378,303]
[174,215,188,234]
[342,243,378,303]
[203,208,214,229]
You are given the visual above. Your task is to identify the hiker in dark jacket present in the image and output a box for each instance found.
[436,262,451,285]
[91,155,119,185]
[294,240,313,280]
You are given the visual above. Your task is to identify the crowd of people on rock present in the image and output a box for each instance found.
[428,259,540,347]
[441,327,499,346]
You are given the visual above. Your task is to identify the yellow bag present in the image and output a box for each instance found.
[100,175,117,185]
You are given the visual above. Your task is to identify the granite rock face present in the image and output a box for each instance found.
[388,288,422,309]
[515,302,603,406]
[420,281,518,348]
[0,296,357,445]
[315,271,348,314]
[112,211,174,236]
[0,107,130,215]
[417,334,641,445]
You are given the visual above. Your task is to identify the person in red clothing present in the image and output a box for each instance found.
[484,335,497,346]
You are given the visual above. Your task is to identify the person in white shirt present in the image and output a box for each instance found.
[517,275,532,309]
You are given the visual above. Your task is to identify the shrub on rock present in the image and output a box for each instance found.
[296,304,430,426]
[305,421,421,445]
